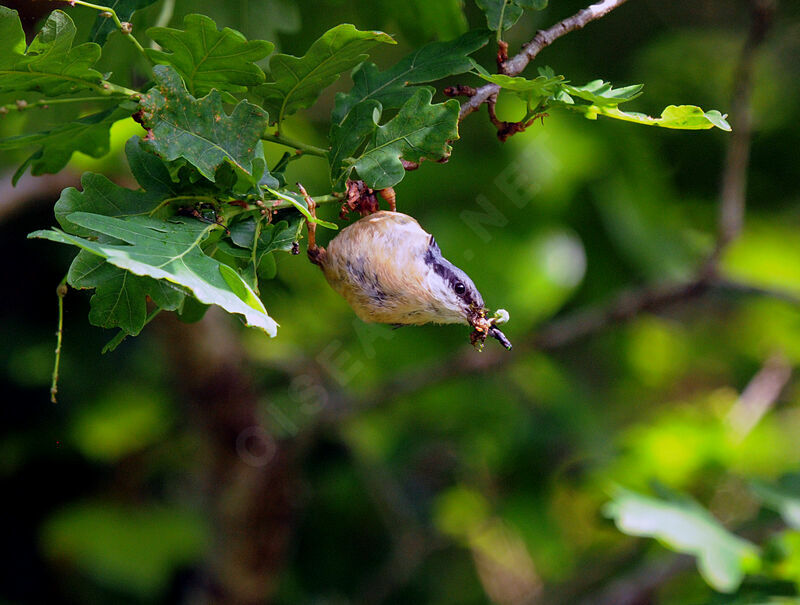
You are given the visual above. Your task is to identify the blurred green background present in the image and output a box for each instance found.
[1,0,800,603]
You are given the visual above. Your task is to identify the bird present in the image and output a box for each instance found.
[299,183,511,350]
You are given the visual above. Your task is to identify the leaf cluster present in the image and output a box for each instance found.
[0,1,731,353]
[474,64,732,131]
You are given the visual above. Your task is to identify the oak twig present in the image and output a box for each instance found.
[459,0,631,122]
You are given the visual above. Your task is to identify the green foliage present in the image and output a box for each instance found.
[605,486,761,593]
[476,0,548,33]
[256,24,395,126]
[146,14,274,97]
[0,2,731,349]
[138,65,269,184]
[476,65,732,130]
[3,2,799,604]
[0,8,105,96]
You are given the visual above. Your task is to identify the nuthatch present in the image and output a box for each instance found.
[299,183,511,350]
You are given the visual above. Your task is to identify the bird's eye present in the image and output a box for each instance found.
[454,282,466,295]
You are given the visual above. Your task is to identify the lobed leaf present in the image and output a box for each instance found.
[30,214,279,336]
[332,29,490,127]
[146,14,274,98]
[329,100,382,191]
[89,0,158,45]
[256,24,395,125]
[352,88,460,190]
[563,79,644,106]
[68,251,184,334]
[577,104,732,130]
[604,487,760,593]
[0,8,105,96]
[137,65,270,183]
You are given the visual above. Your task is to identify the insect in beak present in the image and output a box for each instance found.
[469,308,512,351]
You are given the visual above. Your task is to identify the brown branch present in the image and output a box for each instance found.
[316,274,800,424]
[459,0,631,121]
[716,0,776,248]
[726,352,791,438]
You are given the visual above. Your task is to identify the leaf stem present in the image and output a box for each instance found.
[50,275,68,404]
[102,308,162,354]
[62,0,153,64]
[261,132,328,157]
[0,94,129,113]
[264,193,341,212]
[147,194,221,216]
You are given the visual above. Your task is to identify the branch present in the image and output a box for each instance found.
[459,0,631,121]
[726,352,791,439]
[717,0,776,248]
[317,274,800,424]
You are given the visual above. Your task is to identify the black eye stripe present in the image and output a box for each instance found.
[424,236,480,306]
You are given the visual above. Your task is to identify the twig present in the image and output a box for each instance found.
[50,275,68,403]
[726,353,791,439]
[716,0,776,248]
[0,94,127,113]
[261,132,329,157]
[317,275,800,423]
[459,0,631,121]
[102,308,162,354]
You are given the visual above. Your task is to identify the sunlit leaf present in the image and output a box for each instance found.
[604,486,760,593]
[137,65,269,183]
[30,213,278,336]
[256,23,395,125]
[577,104,732,130]
[563,79,644,106]
[0,8,105,96]
[351,88,459,189]
[146,14,274,97]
